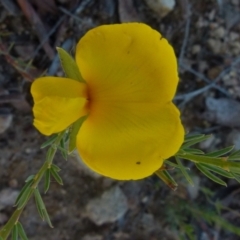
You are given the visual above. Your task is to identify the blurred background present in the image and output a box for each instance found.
[0,0,240,239]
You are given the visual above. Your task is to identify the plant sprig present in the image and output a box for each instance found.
[0,131,65,240]
[2,131,240,239]
[156,134,240,189]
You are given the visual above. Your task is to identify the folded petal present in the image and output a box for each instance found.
[31,77,88,135]
[77,102,184,180]
[75,23,179,107]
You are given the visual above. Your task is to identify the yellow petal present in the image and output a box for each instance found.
[75,23,179,107]
[77,102,184,180]
[31,77,88,135]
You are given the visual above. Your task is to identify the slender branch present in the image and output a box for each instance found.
[177,152,240,171]
[0,42,34,82]
[179,1,191,63]
[0,132,64,239]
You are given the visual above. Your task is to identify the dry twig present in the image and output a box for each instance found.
[0,42,34,82]
[175,56,240,106]
[179,0,191,63]
[16,0,55,60]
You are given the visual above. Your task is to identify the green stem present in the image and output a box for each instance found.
[177,152,240,171]
[0,132,64,240]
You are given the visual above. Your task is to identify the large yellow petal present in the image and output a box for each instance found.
[75,23,179,107]
[77,102,184,180]
[31,77,88,135]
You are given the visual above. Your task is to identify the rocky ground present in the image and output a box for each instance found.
[0,0,240,239]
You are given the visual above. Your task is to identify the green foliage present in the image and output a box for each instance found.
[16,222,28,240]
[176,157,194,186]
[205,146,234,157]
[11,225,17,240]
[191,207,240,236]
[46,148,56,164]
[155,169,178,190]
[14,179,33,207]
[59,138,68,160]
[68,116,86,154]
[229,150,240,160]
[163,187,240,240]
[182,134,212,148]
[0,132,65,239]
[155,133,240,239]
[156,133,240,189]
[56,47,85,83]
[51,164,61,172]
[25,175,35,182]
[195,163,227,186]
[34,188,53,228]
[40,134,58,149]
[44,169,51,193]
[3,128,240,240]
[50,167,63,185]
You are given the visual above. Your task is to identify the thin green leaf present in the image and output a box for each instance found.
[230,149,240,157]
[175,157,194,185]
[46,147,55,163]
[34,188,54,228]
[155,170,178,191]
[213,216,240,236]
[57,47,85,82]
[230,172,240,184]
[228,156,240,161]
[11,224,18,240]
[63,130,70,143]
[176,148,185,155]
[35,199,44,220]
[200,187,214,198]
[214,200,223,215]
[42,209,53,228]
[165,160,181,169]
[34,189,45,220]
[15,180,33,206]
[182,148,204,155]
[57,145,68,152]
[196,163,227,186]
[183,224,195,240]
[229,166,240,174]
[206,146,234,157]
[17,187,33,209]
[51,164,61,172]
[180,153,240,175]
[58,145,68,160]
[68,116,86,154]
[182,135,212,148]
[25,175,35,182]
[40,134,58,149]
[17,222,28,240]
[184,134,205,142]
[50,168,63,185]
[199,210,240,236]
[59,138,67,160]
[228,153,240,161]
[200,163,233,178]
[44,169,51,194]
[179,235,185,240]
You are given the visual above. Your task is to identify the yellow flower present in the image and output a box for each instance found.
[31,23,184,180]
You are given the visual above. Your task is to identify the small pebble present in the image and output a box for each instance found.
[0,113,13,134]
[86,186,128,225]
[0,189,19,210]
[145,0,175,18]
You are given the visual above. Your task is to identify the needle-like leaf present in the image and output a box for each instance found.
[196,163,227,186]
[17,222,28,240]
